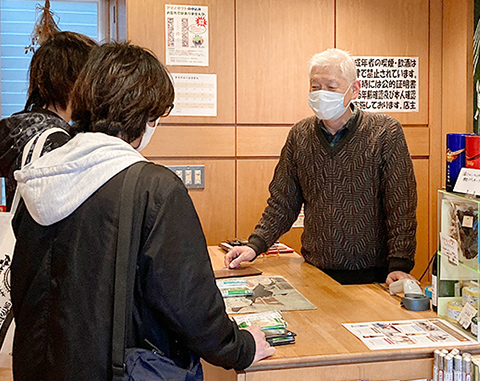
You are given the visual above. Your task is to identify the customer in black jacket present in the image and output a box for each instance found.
[11,41,274,381]
[0,30,97,210]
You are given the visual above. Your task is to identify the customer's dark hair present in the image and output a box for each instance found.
[25,31,97,112]
[70,41,175,143]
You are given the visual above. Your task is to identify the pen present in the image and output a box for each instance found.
[221,289,253,297]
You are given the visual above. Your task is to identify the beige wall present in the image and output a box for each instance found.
[127,0,473,280]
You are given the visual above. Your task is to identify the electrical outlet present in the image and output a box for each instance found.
[175,170,183,181]
[194,169,202,185]
[184,169,192,185]
[166,165,205,189]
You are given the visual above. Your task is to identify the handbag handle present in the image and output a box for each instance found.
[112,162,148,379]
[11,127,69,213]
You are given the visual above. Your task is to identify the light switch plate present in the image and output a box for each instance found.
[166,165,205,189]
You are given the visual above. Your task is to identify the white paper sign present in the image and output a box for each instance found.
[457,302,477,329]
[165,4,209,66]
[453,167,480,196]
[440,232,459,265]
[353,56,419,113]
[170,73,217,116]
[292,205,304,228]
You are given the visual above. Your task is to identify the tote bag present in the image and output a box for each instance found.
[0,128,69,367]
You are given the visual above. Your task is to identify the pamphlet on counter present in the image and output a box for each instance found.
[343,318,477,350]
[216,275,316,314]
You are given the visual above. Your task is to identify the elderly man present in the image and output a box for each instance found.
[225,48,418,285]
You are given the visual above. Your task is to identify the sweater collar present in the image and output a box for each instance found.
[315,105,362,154]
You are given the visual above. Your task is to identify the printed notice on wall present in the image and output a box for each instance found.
[170,73,217,117]
[353,56,419,113]
[165,4,209,66]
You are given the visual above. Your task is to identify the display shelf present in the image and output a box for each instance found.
[437,190,480,340]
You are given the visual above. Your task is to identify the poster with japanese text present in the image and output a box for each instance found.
[170,73,217,117]
[165,4,209,66]
[353,56,419,113]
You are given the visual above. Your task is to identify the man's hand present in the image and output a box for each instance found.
[243,325,275,364]
[385,270,419,285]
[224,246,256,268]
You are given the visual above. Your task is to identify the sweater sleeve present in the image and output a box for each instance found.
[380,118,417,272]
[248,128,304,255]
[140,177,255,370]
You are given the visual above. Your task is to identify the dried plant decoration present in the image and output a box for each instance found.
[24,0,61,54]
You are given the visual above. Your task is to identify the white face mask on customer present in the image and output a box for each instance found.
[308,84,352,121]
[136,118,160,152]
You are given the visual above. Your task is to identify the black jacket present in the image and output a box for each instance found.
[0,108,70,210]
[11,161,254,380]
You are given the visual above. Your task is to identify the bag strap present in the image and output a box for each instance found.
[11,127,70,213]
[29,127,68,165]
[112,161,148,379]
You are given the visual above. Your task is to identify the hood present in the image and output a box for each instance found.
[14,132,147,226]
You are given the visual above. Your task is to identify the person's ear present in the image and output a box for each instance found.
[351,80,361,100]
[130,135,142,149]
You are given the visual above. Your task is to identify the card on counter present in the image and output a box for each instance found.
[214,266,263,279]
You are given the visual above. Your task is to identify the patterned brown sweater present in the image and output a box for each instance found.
[248,108,417,274]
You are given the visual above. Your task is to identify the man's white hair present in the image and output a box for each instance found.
[308,48,357,83]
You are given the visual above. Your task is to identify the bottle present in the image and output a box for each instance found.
[0,178,6,212]
[432,253,438,312]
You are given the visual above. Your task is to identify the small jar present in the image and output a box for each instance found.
[447,301,463,322]
[462,287,479,308]
[472,316,478,337]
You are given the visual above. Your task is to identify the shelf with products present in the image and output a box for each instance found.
[437,190,480,340]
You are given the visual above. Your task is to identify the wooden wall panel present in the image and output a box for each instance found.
[126,0,235,124]
[237,126,290,157]
[412,159,429,280]
[236,158,303,252]
[404,127,429,157]
[336,0,429,126]
[428,0,444,281]
[236,0,335,125]
[442,0,473,137]
[142,126,235,157]
[152,159,236,246]
[236,159,277,239]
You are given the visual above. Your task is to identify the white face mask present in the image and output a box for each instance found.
[136,118,160,152]
[308,84,352,121]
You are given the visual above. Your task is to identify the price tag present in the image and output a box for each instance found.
[453,167,480,195]
[440,232,459,265]
[463,215,474,228]
[457,302,477,329]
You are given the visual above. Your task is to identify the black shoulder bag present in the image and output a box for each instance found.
[112,162,202,381]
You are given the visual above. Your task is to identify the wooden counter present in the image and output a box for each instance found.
[204,246,480,381]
